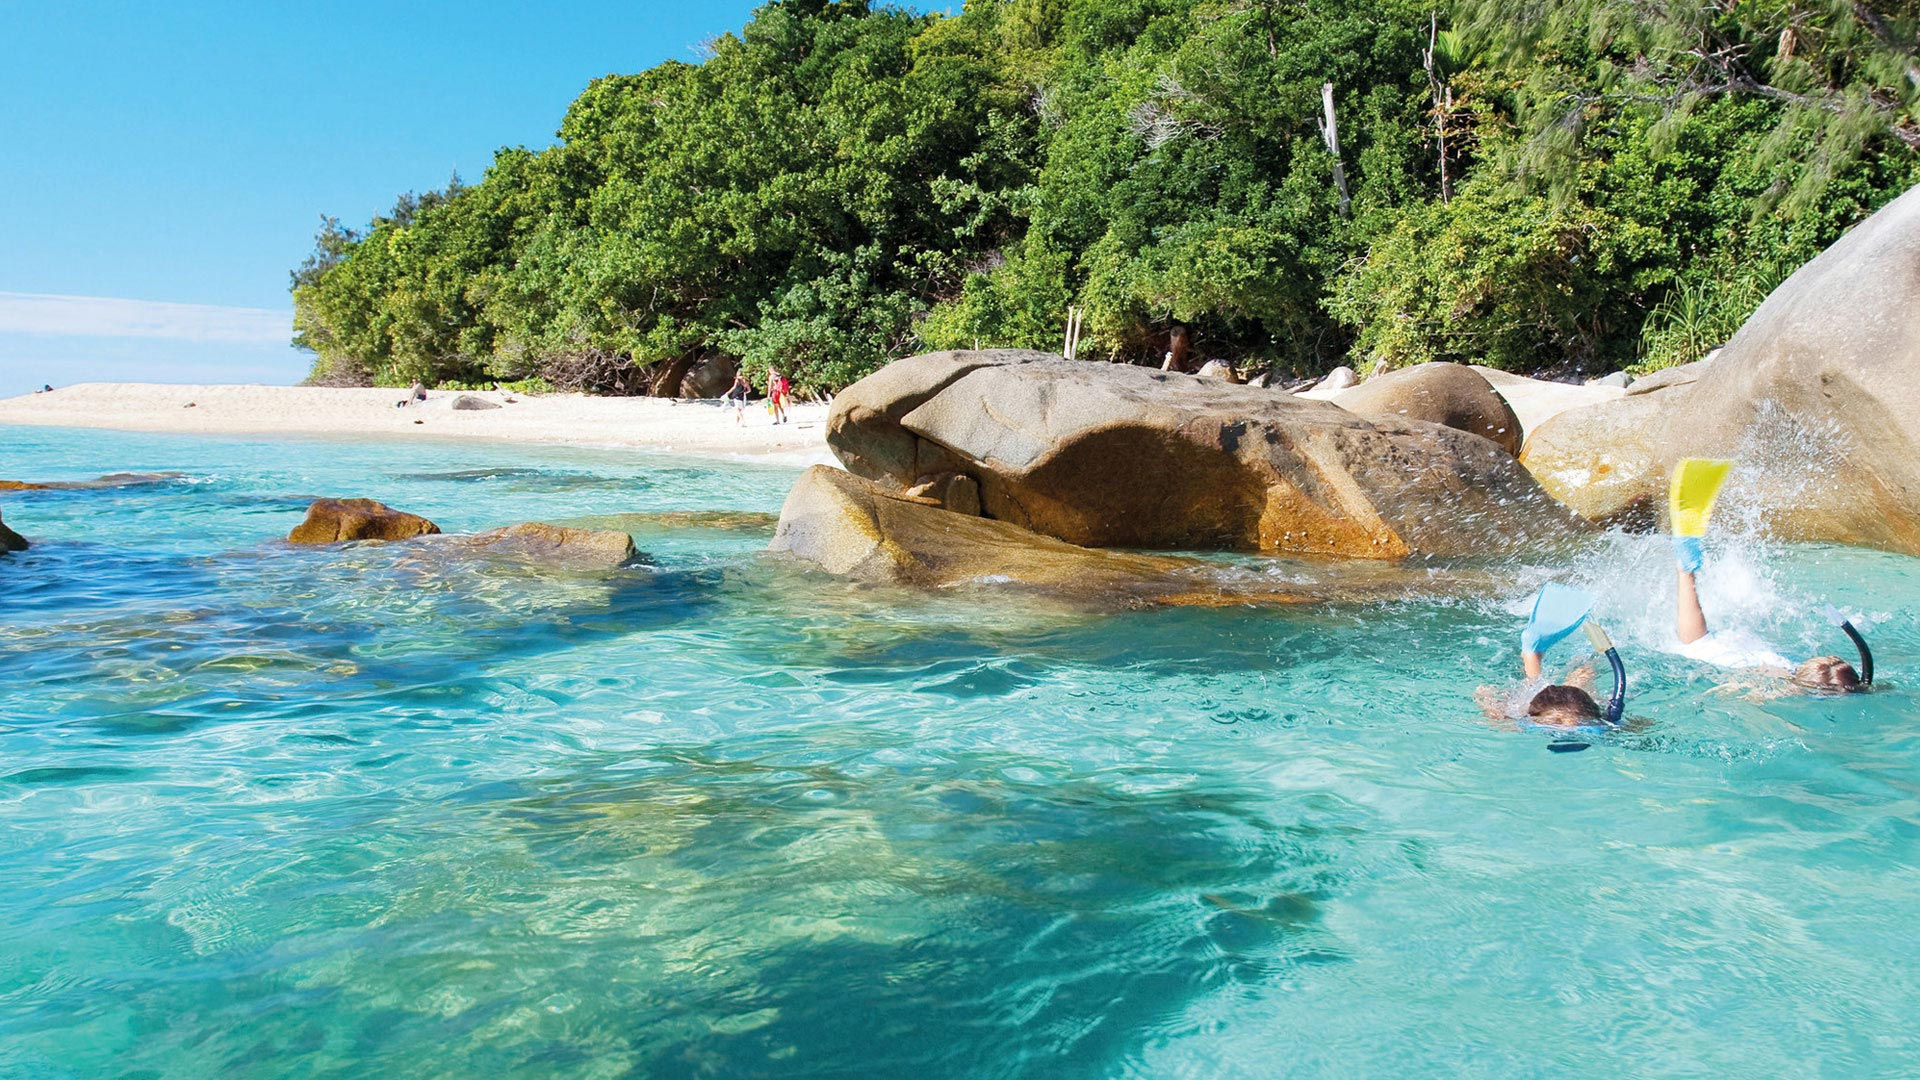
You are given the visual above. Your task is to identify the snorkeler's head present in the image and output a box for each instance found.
[1527,684,1602,727]
[1792,655,1864,693]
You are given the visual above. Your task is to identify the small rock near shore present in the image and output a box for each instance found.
[1196,359,1240,383]
[0,508,27,552]
[449,394,502,411]
[1310,366,1359,393]
[289,498,442,544]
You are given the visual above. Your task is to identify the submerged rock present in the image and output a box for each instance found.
[769,465,1324,606]
[1332,362,1523,457]
[288,498,441,544]
[458,522,640,569]
[0,508,26,552]
[1523,181,1920,551]
[0,472,184,491]
[554,510,780,537]
[827,350,1583,559]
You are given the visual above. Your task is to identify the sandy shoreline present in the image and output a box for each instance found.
[0,383,833,465]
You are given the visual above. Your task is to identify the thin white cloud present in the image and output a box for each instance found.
[0,291,291,344]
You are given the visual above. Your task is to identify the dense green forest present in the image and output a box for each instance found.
[292,0,1920,395]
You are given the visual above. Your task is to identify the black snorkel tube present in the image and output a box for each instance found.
[1582,621,1627,727]
[1839,620,1875,687]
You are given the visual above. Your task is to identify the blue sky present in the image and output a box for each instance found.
[0,1,764,396]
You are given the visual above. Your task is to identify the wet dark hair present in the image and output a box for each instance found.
[1793,655,1863,693]
[1528,684,1602,724]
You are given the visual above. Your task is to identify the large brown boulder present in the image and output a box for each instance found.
[827,351,1583,559]
[770,465,1326,606]
[1332,362,1524,456]
[1523,181,1920,550]
[459,522,640,569]
[0,507,26,552]
[288,498,441,544]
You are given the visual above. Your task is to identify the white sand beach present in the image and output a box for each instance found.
[0,384,833,464]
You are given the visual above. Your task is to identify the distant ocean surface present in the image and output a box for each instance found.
[4,424,1919,1078]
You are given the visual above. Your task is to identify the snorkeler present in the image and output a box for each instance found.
[1667,457,1870,693]
[1477,583,1627,729]
[1671,535,1867,693]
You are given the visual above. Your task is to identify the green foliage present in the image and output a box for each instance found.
[293,0,1920,392]
[437,377,558,394]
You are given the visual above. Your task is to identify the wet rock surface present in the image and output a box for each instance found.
[455,522,641,569]
[0,472,184,491]
[288,498,442,544]
[769,465,1325,605]
[0,508,26,552]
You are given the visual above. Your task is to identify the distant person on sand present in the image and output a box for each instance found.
[724,371,751,425]
[1670,536,1864,693]
[397,381,427,408]
[38,384,52,393]
[768,368,791,425]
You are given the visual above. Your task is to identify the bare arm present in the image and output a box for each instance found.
[1676,567,1708,644]
[1523,650,1543,679]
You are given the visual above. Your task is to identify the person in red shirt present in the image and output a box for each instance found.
[768,368,791,424]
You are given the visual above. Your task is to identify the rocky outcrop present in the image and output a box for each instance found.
[770,465,1328,606]
[1332,362,1523,457]
[458,522,640,569]
[825,349,1060,483]
[1522,182,1920,551]
[681,355,740,399]
[0,508,26,552]
[288,498,441,544]
[827,351,1583,559]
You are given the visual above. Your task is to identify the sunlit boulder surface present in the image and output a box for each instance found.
[1523,181,1920,552]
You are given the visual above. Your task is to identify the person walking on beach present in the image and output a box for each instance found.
[724,371,752,426]
[768,368,791,425]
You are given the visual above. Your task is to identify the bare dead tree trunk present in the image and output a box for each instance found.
[1319,82,1351,218]
[1424,13,1452,205]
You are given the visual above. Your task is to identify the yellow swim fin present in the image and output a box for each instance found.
[1669,458,1734,537]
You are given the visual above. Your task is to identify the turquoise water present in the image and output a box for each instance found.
[3,425,1919,1078]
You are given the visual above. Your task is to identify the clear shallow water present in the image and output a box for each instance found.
[3,425,1919,1078]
